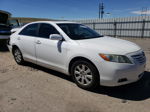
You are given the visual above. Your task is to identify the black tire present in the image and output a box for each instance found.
[13,48,25,65]
[71,60,100,90]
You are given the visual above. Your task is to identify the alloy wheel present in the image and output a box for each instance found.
[14,49,22,63]
[74,64,93,85]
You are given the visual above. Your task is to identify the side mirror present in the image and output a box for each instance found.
[49,34,63,41]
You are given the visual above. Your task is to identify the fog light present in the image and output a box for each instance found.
[138,72,144,78]
[118,78,128,83]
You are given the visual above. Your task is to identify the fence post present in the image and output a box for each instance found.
[141,19,145,38]
[93,22,95,30]
[114,21,117,37]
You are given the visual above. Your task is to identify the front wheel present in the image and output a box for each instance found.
[13,48,25,65]
[71,60,100,90]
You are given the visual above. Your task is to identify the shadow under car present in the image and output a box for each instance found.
[22,62,150,101]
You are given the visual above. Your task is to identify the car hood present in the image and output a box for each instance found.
[0,10,11,24]
[76,36,141,55]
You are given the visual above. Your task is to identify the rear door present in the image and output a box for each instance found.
[18,23,39,62]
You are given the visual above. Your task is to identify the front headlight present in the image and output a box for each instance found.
[99,54,132,64]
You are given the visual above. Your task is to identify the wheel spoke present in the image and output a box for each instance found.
[15,52,18,56]
[81,77,85,84]
[82,65,86,71]
[17,56,21,61]
[85,68,91,74]
[86,75,92,80]
[74,70,80,75]
[76,66,82,72]
[76,75,82,81]
[84,77,91,84]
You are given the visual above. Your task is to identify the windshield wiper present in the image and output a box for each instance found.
[88,35,104,38]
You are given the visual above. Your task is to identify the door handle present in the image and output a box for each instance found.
[36,40,41,44]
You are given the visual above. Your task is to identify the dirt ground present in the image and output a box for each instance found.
[0,38,150,112]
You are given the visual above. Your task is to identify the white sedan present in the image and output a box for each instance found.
[8,21,146,90]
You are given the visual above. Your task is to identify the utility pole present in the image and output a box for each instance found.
[99,2,104,19]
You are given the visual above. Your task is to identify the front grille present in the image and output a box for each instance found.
[131,52,146,64]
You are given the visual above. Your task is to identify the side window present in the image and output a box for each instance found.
[38,23,59,39]
[19,24,38,36]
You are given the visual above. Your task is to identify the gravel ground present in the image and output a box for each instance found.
[0,38,150,112]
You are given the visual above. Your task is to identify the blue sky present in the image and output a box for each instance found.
[0,0,150,19]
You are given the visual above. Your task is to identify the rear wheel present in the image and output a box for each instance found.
[13,48,25,65]
[71,60,99,90]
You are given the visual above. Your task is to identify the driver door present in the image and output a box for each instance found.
[35,23,68,71]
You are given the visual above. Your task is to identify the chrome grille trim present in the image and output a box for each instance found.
[131,52,146,64]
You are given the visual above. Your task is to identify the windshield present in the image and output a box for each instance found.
[9,19,19,28]
[57,23,103,40]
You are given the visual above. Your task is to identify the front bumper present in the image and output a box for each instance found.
[95,50,146,87]
[100,62,145,86]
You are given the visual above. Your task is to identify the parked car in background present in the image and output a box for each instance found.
[8,21,146,90]
[0,10,19,41]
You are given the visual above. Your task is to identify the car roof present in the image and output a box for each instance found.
[0,10,11,16]
[29,21,77,24]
